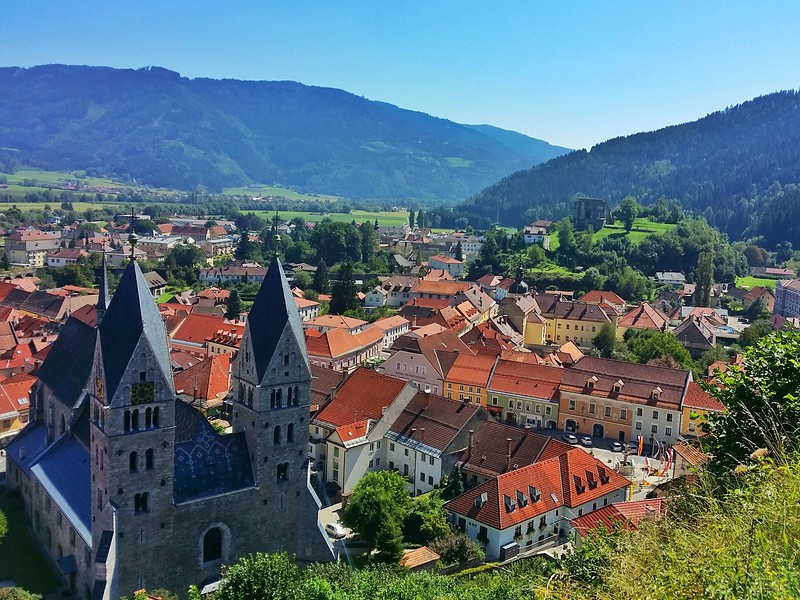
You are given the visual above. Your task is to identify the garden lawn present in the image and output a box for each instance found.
[0,491,60,595]
[735,276,777,291]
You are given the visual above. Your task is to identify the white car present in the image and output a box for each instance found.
[611,442,624,452]
[580,436,593,447]
[324,522,346,539]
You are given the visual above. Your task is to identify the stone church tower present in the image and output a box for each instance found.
[230,257,319,556]
[6,257,331,600]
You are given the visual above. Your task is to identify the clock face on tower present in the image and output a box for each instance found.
[131,382,155,405]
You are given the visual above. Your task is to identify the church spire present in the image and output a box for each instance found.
[243,256,308,383]
[96,252,110,325]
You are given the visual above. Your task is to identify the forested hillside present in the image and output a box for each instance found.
[0,65,568,200]
[460,90,800,246]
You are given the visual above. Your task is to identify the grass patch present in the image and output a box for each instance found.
[0,491,60,594]
[445,157,473,168]
[735,276,777,291]
[221,185,341,202]
[547,218,676,253]
[246,209,409,228]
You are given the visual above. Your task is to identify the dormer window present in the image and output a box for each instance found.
[503,494,516,512]
[516,490,528,507]
[586,375,598,389]
[475,492,488,508]
[573,474,585,494]
[612,380,624,394]
[529,486,541,503]
[652,386,662,400]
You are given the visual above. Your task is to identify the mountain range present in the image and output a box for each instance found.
[0,64,569,200]
[460,89,800,244]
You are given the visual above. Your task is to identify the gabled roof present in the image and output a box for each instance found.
[313,368,407,428]
[335,419,371,447]
[37,316,97,408]
[488,360,565,400]
[580,290,626,306]
[560,356,689,409]
[618,303,669,331]
[459,420,571,478]
[390,329,474,376]
[570,498,666,537]
[447,448,629,530]
[99,261,173,401]
[174,354,231,406]
[0,372,36,413]
[373,315,410,331]
[672,442,709,467]
[241,257,307,382]
[444,353,497,388]
[305,314,367,330]
[168,313,244,347]
[304,325,384,359]
[387,391,486,453]
[310,364,347,409]
[683,381,724,412]
[413,280,473,297]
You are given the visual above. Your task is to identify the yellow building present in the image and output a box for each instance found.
[443,353,497,406]
[681,381,725,437]
[539,299,615,347]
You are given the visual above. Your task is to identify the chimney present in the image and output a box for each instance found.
[466,429,475,460]
[423,392,430,409]
[524,425,531,437]
[419,427,425,442]
[506,437,512,472]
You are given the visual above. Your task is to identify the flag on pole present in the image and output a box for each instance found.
[637,435,643,455]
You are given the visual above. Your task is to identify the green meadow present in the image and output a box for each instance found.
[247,209,410,228]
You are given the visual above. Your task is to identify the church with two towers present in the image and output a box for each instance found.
[5,257,332,599]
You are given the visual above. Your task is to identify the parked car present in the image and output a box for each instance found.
[611,441,624,452]
[324,522,346,539]
[563,433,578,444]
[580,436,593,447]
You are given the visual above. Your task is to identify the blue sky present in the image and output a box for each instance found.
[3,2,799,149]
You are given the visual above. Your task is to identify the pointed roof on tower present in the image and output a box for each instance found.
[99,261,173,401]
[96,253,111,323]
[245,257,309,382]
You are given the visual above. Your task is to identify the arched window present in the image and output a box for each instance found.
[145,407,152,429]
[238,383,244,402]
[129,451,138,473]
[287,387,293,404]
[124,410,131,432]
[153,407,160,428]
[293,386,299,406]
[60,414,66,435]
[276,388,283,407]
[134,492,149,513]
[145,448,154,470]
[273,425,281,445]
[247,387,253,407]
[276,462,288,482]
[202,527,223,564]
[287,423,294,443]
[270,389,276,409]
[132,410,140,431]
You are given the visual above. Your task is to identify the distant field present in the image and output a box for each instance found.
[736,276,777,291]
[247,209,410,227]
[548,218,675,252]
[0,200,124,211]
[222,185,341,202]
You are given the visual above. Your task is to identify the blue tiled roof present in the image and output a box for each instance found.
[36,316,97,409]
[4,423,48,473]
[30,437,92,546]
[173,401,254,503]
[99,261,173,402]
[245,258,309,382]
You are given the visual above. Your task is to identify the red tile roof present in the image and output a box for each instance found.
[304,325,384,359]
[173,354,231,407]
[488,360,565,401]
[335,419,371,447]
[580,290,626,306]
[618,303,669,331]
[682,381,724,412]
[445,353,496,388]
[447,448,629,530]
[413,280,473,297]
[313,368,408,428]
[0,372,36,413]
[168,313,244,347]
[570,498,666,537]
[672,442,709,467]
[399,546,441,569]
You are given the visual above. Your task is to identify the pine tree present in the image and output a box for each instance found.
[330,261,359,315]
[454,240,464,261]
[408,209,415,230]
[226,289,242,321]
[313,258,330,294]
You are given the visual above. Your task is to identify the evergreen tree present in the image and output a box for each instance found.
[330,261,359,315]
[693,251,714,307]
[313,258,330,294]
[454,240,464,261]
[408,209,415,230]
[226,289,242,320]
